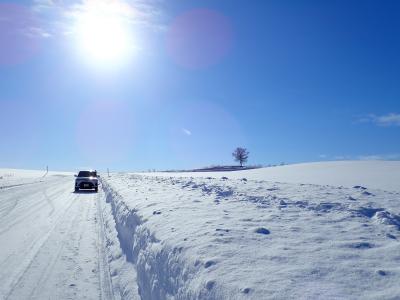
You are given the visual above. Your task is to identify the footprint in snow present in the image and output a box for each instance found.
[279,200,287,207]
[255,227,270,235]
[374,211,400,228]
[153,210,161,215]
[204,260,217,268]
[240,218,253,222]
[353,207,384,218]
[313,202,342,212]
[353,185,367,190]
[346,242,374,249]
[295,200,308,208]
[267,187,279,191]
[362,191,374,196]
[386,233,396,240]
[206,280,216,290]
[376,270,387,276]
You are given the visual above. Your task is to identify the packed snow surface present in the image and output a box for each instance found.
[0,169,139,299]
[1,161,399,299]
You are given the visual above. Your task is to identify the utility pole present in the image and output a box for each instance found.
[107,168,110,177]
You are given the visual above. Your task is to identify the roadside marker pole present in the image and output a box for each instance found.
[43,165,49,177]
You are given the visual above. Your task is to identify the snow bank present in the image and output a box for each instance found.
[97,187,139,299]
[102,166,400,299]
[143,161,400,192]
[101,180,203,299]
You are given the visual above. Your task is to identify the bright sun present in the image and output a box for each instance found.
[74,7,134,66]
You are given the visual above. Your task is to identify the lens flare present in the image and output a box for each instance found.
[75,100,136,165]
[166,9,233,69]
[0,3,40,65]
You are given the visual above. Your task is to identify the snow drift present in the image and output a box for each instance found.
[102,161,400,299]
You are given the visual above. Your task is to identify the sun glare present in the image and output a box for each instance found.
[74,8,134,66]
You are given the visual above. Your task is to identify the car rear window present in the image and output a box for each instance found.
[78,171,97,177]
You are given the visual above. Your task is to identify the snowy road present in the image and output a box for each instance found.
[0,176,114,300]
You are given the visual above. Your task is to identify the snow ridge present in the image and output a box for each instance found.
[98,184,140,299]
[102,180,197,299]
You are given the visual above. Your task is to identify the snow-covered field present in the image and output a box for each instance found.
[0,169,72,189]
[147,161,400,192]
[103,161,400,299]
[1,161,399,299]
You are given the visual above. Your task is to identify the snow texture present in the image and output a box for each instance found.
[1,161,400,299]
[0,169,71,189]
[145,161,400,192]
[101,161,400,299]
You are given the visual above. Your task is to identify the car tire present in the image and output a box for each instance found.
[75,187,79,192]
[95,187,98,192]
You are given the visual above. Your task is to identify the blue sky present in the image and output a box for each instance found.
[0,0,400,171]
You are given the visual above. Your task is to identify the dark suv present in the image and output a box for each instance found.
[75,170,99,192]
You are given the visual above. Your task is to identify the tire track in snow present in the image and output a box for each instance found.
[0,178,71,231]
[0,180,44,191]
[0,177,123,300]
[96,189,116,300]
[0,183,76,274]
[26,198,86,300]
[4,188,114,300]
[1,187,79,299]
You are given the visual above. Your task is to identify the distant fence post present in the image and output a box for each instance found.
[43,165,49,177]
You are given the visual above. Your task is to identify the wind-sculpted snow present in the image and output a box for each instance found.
[103,173,400,299]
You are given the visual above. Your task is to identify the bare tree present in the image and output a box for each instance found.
[232,147,249,167]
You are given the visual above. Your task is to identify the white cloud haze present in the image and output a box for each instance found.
[359,113,400,127]
[182,128,192,136]
[30,0,164,38]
